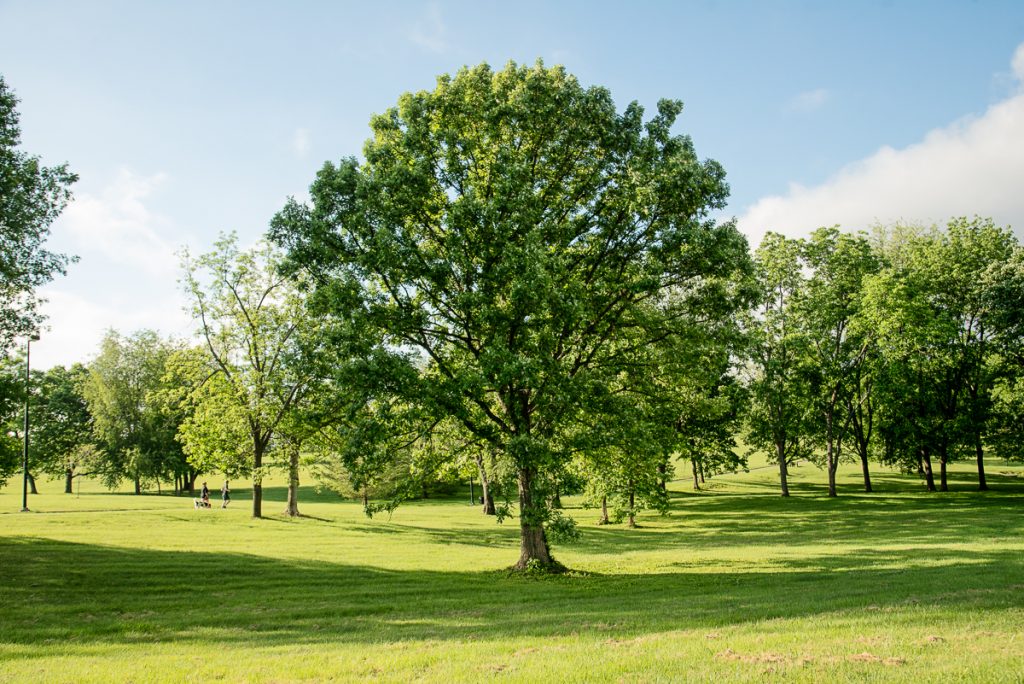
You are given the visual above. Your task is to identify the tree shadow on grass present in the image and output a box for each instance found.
[1,534,1022,658]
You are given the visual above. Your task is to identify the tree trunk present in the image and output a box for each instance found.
[65,469,73,494]
[550,486,562,509]
[133,474,141,495]
[362,487,368,509]
[975,435,988,491]
[27,472,38,495]
[252,440,264,519]
[598,495,609,525]
[826,414,838,497]
[514,467,557,570]
[776,441,790,497]
[859,448,873,493]
[691,458,700,490]
[188,471,198,495]
[921,448,936,492]
[627,483,636,528]
[285,443,300,517]
[698,460,705,484]
[658,461,667,492]
[473,453,495,514]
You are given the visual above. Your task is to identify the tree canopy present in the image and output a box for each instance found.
[270,61,751,569]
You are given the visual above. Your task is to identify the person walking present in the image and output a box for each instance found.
[221,481,230,508]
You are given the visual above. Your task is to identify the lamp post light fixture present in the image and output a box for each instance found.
[21,333,39,513]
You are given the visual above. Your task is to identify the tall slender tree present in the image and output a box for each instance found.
[797,227,879,496]
[180,235,319,518]
[744,233,811,497]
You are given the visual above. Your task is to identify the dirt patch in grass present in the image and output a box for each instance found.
[715,648,790,664]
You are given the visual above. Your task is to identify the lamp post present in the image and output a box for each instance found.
[21,333,39,513]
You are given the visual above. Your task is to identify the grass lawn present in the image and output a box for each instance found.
[1,458,1022,683]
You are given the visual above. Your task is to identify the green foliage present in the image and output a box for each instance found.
[0,75,77,352]
[30,363,93,488]
[858,219,1020,487]
[742,233,813,493]
[179,234,321,516]
[0,354,25,486]
[82,330,184,490]
[270,61,750,564]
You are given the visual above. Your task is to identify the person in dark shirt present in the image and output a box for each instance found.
[221,481,230,508]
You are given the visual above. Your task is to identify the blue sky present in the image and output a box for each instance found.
[2,0,1024,367]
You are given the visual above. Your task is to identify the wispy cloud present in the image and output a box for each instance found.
[31,287,192,369]
[786,88,829,113]
[291,127,310,157]
[60,169,179,277]
[409,3,447,53]
[739,43,1024,247]
[31,169,196,368]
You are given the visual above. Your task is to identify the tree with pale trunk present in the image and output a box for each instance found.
[179,235,319,518]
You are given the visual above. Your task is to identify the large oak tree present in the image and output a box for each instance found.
[271,62,749,569]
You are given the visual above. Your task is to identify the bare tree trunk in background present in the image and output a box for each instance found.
[627,482,636,528]
[921,448,936,492]
[975,435,988,491]
[473,453,496,515]
[285,441,300,517]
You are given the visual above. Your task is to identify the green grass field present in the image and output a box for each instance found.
[1,458,1022,683]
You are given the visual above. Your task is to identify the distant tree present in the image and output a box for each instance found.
[270,62,750,569]
[743,233,812,497]
[797,227,880,495]
[863,219,1018,491]
[923,218,1017,490]
[860,257,953,491]
[983,245,1024,460]
[0,354,24,487]
[675,377,746,490]
[31,363,93,493]
[83,330,183,493]
[179,235,319,518]
[0,75,77,353]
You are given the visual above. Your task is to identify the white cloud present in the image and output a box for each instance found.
[30,169,198,369]
[786,88,829,113]
[60,169,179,277]
[1013,42,1024,82]
[409,3,447,53]
[738,44,1024,247]
[29,288,193,370]
[291,127,310,157]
